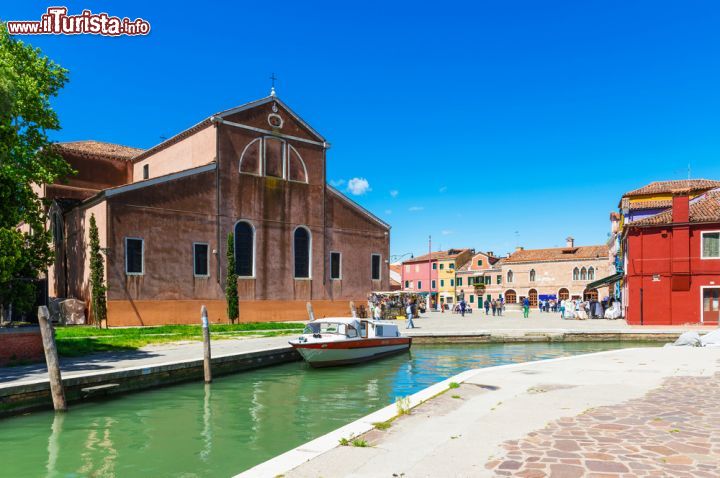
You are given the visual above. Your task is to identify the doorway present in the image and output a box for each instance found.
[702,287,720,324]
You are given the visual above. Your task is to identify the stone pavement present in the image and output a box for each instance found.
[487,371,720,477]
[282,347,720,478]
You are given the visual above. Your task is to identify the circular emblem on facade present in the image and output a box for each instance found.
[268,113,284,128]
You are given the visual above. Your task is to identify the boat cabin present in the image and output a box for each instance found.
[303,318,400,339]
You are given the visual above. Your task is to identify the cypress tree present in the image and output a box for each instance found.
[226,232,239,324]
[88,214,107,327]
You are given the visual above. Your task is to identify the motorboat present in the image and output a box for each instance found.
[288,317,412,367]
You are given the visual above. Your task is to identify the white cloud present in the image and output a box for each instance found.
[329,179,346,188]
[346,177,371,195]
[408,206,424,212]
[390,190,399,198]
[441,229,454,236]
[439,186,447,193]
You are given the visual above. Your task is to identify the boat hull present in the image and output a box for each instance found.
[291,338,412,367]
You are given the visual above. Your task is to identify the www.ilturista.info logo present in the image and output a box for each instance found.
[6,7,151,36]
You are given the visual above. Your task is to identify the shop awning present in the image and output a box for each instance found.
[586,272,623,290]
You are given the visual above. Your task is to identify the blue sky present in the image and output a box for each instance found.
[6,1,720,259]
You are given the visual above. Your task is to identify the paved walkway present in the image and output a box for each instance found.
[0,336,291,388]
[283,347,720,478]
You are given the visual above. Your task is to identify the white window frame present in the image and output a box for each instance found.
[293,225,312,279]
[329,251,342,280]
[234,220,256,278]
[371,253,382,281]
[124,237,144,276]
[287,144,308,184]
[239,137,263,176]
[700,286,720,323]
[193,242,210,278]
[701,230,720,260]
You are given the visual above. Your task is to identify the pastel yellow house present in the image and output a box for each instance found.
[435,248,473,308]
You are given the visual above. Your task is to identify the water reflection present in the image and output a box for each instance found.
[0,342,655,477]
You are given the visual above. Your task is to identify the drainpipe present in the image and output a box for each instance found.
[639,287,644,326]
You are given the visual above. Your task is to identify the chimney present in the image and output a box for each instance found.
[487,251,494,257]
[672,194,690,223]
[566,236,574,248]
[515,246,524,252]
[506,252,511,258]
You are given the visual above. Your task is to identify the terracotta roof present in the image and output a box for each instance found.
[403,248,472,264]
[54,140,143,162]
[630,189,720,226]
[627,199,673,211]
[505,245,608,264]
[623,179,720,198]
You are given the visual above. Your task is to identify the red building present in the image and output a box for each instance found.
[623,189,720,325]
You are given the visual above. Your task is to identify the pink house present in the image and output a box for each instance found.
[400,252,440,297]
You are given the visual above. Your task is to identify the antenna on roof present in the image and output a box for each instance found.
[269,73,277,97]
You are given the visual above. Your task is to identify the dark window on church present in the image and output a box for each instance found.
[288,145,307,182]
[143,164,149,180]
[330,252,341,279]
[125,238,144,275]
[264,137,284,178]
[371,254,381,280]
[294,227,311,278]
[193,243,209,277]
[234,221,254,277]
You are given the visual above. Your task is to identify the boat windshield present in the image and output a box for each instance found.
[303,322,349,335]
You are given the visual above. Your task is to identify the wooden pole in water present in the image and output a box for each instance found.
[201,305,212,383]
[350,301,357,318]
[37,306,67,412]
[306,301,315,321]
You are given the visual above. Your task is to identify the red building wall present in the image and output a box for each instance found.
[625,216,720,325]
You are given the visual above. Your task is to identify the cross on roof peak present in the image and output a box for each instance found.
[269,73,277,97]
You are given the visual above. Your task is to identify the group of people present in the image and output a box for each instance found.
[483,298,505,316]
[560,297,617,320]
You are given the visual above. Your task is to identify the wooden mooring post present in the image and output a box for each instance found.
[201,305,212,383]
[350,301,357,318]
[306,301,315,321]
[37,306,67,412]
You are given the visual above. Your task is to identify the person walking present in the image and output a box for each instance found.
[405,301,415,329]
[560,299,566,319]
[484,298,490,315]
[459,299,466,317]
[491,299,497,316]
[522,297,530,318]
[497,298,503,316]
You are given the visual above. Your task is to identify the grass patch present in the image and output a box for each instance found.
[55,323,304,357]
[448,382,460,389]
[395,396,411,415]
[351,439,368,447]
[339,438,349,446]
[451,394,461,399]
[373,420,392,430]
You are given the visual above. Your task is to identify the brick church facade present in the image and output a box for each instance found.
[44,94,390,325]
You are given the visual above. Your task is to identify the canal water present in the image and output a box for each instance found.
[0,342,655,477]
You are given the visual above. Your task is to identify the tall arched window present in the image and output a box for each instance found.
[580,267,587,280]
[507,270,513,283]
[573,267,579,281]
[294,226,311,278]
[588,267,595,281]
[234,221,254,277]
[288,145,308,183]
[239,138,261,174]
[529,269,536,282]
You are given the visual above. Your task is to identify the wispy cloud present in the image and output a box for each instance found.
[346,177,371,195]
[390,189,399,198]
[329,179,346,188]
[441,229,454,235]
[408,206,424,212]
[439,186,447,193]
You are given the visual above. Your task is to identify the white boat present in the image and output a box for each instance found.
[289,317,412,367]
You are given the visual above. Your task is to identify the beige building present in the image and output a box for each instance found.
[455,251,504,308]
[501,237,610,306]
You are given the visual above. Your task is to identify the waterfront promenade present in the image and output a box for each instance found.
[273,346,720,478]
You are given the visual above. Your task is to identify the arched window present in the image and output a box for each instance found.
[588,267,595,281]
[580,267,587,280]
[505,290,517,304]
[264,137,285,178]
[239,138,261,174]
[558,288,569,301]
[507,270,513,283]
[288,145,307,183]
[294,226,311,278]
[573,267,579,281]
[234,221,254,277]
[529,269,536,282]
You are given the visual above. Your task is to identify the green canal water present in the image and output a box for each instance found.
[0,342,656,477]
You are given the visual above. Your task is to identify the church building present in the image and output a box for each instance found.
[43,93,390,325]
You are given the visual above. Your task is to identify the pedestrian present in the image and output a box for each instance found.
[497,298,503,316]
[484,299,490,315]
[491,299,497,316]
[373,302,383,320]
[560,299,566,319]
[440,299,445,314]
[523,297,530,318]
[405,301,415,329]
[460,299,466,317]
